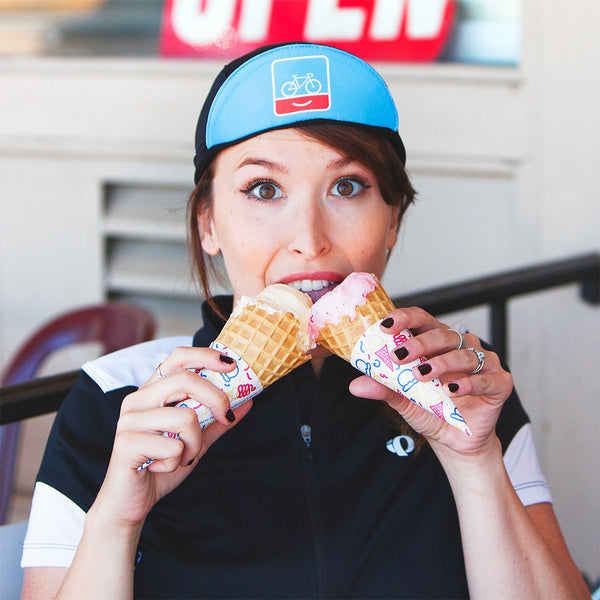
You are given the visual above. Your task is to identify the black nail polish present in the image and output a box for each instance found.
[394,347,408,360]
[381,317,394,328]
[448,383,459,393]
[418,363,432,376]
[226,409,236,423]
[220,354,235,364]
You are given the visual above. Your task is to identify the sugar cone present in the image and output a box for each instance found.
[315,284,395,361]
[216,302,310,388]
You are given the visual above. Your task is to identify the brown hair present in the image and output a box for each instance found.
[187,122,417,317]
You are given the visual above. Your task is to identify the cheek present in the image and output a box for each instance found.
[343,213,394,254]
[217,213,280,281]
[343,215,396,275]
[213,204,255,250]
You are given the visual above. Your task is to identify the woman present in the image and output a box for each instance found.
[21,43,588,599]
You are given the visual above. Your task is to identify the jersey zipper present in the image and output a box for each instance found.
[301,424,314,463]
[287,376,328,598]
[298,422,327,598]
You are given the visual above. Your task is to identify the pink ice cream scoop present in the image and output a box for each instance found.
[308,272,379,342]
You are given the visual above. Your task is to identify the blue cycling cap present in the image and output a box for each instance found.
[194,42,406,183]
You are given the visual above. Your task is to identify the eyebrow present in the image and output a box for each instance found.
[236,157,287,172]
[236,155,356,172]
[328,156,355,169]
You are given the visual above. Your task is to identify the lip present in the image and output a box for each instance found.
[277,271,346,285]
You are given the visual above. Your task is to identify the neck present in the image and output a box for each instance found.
[310,357,325,377]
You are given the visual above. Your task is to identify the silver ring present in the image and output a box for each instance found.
[156,362,166,379]
[466,347,485,374]
[448,328,464,351]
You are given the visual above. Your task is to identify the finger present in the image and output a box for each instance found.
[411,344,502,380]
[120,400,253,472]
[387,326,479,365]
[119,403,202,437]
[349,376,446,437]
[141,346,236,388]
[160,406,204,467]
[379,306,442,337]
[161,346,237,374]
[122,370,235,426]
[113,430,186,473]
[410,345,513,405]
[445,369,513,404]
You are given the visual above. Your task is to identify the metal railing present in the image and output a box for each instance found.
[1,252,598,426]
[392,252,599,359]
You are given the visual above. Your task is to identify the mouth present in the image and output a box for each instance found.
[286,279,340,303]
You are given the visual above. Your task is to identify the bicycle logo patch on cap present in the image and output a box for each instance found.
[271,55,331,116]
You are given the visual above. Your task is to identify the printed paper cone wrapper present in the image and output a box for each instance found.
[176,302,310,429]
[350,321,472,436]
[316,283,471,436]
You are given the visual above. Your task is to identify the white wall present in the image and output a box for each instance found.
[0,0,598,581]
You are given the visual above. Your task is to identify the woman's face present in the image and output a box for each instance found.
[199,128,399,304]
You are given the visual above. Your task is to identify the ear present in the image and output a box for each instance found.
[386,205,400,251]
[198,209,221,256]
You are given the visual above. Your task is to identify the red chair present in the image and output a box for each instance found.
[0,302,156,524]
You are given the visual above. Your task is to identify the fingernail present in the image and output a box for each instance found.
[220,354,235,364]
[186,459,194,467]
[394,347,408,360]
[381,317,394,328]
[448,383,459,393]
[417,363,432,376]
[226,409,236,423]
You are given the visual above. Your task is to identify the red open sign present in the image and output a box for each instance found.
[159,0,456,63]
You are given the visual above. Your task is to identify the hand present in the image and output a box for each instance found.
[349,307,514,456]
[89,347,253,529]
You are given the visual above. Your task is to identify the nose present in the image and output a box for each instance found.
[287,202,331,259]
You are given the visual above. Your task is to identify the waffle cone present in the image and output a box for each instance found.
[216,303,310,388]
[316,284,395,361]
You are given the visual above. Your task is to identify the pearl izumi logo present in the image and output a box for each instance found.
[271,55,331,116]
[386,435,415,457]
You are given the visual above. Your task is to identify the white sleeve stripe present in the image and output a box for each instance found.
[21,482,86,568]
[82,335,193,393]
[503,423,553,506]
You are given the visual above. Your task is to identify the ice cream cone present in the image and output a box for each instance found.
[175,284,312,429]
[138,284,313,469]
[311,273,472,436]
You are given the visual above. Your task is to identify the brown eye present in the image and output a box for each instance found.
[258,183,277,199]
[336,181,353,196]
[241,180,283,201]
[332,178,363,197]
